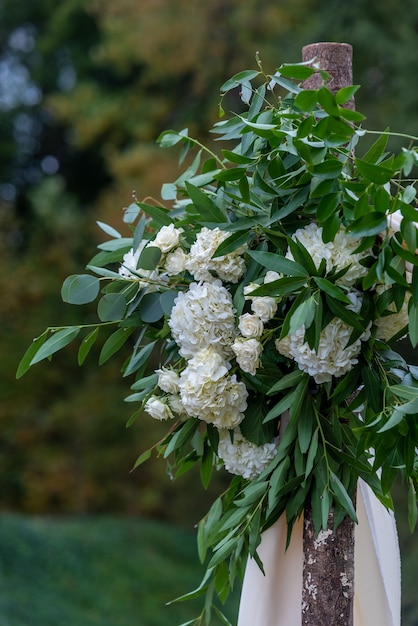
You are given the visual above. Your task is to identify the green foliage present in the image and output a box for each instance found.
[17,59,418,623]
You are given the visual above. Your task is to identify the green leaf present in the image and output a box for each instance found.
[97,293,126,322]
[212,231,249,258]
[376,408,405,433]
[97,237,134,251]
[96,220,121,238]
[289,295,316,334]
[61,274,100,305]
[361,130,389,164]
[30,327,80,365]
[160,290,178,316]
[355,158,394,184]
[16,331,48,378]
[200,446,214,490]
[330,472,358,522]
[185,181,226,223]
[317,87,340,116]
[297,395,314,454]
[247,251,308,277]
[408,480,418,533]
[220,70,260,93]
[278,64,315,80]
[335,85,360,105]
[235,481,268,507]
[409,302,418,347]
[314,277,351,304]
[139,292,164,323]
[346,212,388,237]
[99,327,134,365]
[267,369,306,395]
[138,246,161,270]
[294,89,319,112]
[214,167,247,182]
[132,449,152,470]
[135,202,173,227]
[325,296,365,331]
[123,342,156,378]
[164,419,200,458]
[157,128,188,148]
[78,327,100,365]
[316,193,340,223]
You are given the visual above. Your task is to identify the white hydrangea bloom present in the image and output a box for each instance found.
[286,223,370,287]
[276,290,370,384]
[144,396,175,421]
[153,224,183,253]
[168,280,237,359]
[156,367,180,394]
[185,227,246,283]
[164,247,187,276]
[232,337,263,375]
[218,428,279,480]
[238,313,264,337]
[374,285,410,342]
[178,348,248,429]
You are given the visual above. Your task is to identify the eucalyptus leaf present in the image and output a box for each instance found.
[97,293,126,322]
[61,274,100,305]
[30,327,80,365]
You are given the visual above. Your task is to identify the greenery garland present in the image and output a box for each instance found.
[18,57,418,625]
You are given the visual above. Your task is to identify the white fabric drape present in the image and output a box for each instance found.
[237,481,401,626]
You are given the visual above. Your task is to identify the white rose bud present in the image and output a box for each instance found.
[238,313,264,337]
[232,337,262,375]
[243,282,259,299]
[154,224,182,253]
[164,247,187,275]
[264,270,281,283]
[144,396,174,421]
[156,367,180,394]
[251,296,277,322]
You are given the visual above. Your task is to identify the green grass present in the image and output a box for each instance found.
[0,513,240,626]
[1,510,417,625]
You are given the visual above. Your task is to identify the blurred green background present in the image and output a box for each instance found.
[1,0,418,623]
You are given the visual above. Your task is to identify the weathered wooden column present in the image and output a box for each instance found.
[301,42,356,626]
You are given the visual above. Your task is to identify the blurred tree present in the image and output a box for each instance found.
[0,0,417,522]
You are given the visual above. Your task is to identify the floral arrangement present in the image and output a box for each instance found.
[18,58,418,624]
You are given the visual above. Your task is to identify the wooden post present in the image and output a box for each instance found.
[300,42,356,626]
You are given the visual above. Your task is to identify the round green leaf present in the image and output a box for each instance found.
[139,292,164,323]
[97,293,126,322]
[61,274,100,305]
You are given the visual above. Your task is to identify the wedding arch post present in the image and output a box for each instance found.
[300,42,356,626]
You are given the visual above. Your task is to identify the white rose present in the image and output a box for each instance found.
[154,224,182,253]
[232,337,263,375]
[218,428,279,480]
[156,367,180,394]
[251,296,277,322]
[164,248,187,275]
[168,394,184,414]
[238,313,264,337]
[144,396,174,420]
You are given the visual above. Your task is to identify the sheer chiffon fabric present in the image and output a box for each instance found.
[237,481,401,626]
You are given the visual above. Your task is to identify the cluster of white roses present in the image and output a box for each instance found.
[118,219,410,479]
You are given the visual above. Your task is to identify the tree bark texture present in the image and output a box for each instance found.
[301,41,356,626]
[302,506,355,626]
[302,42,355,109]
